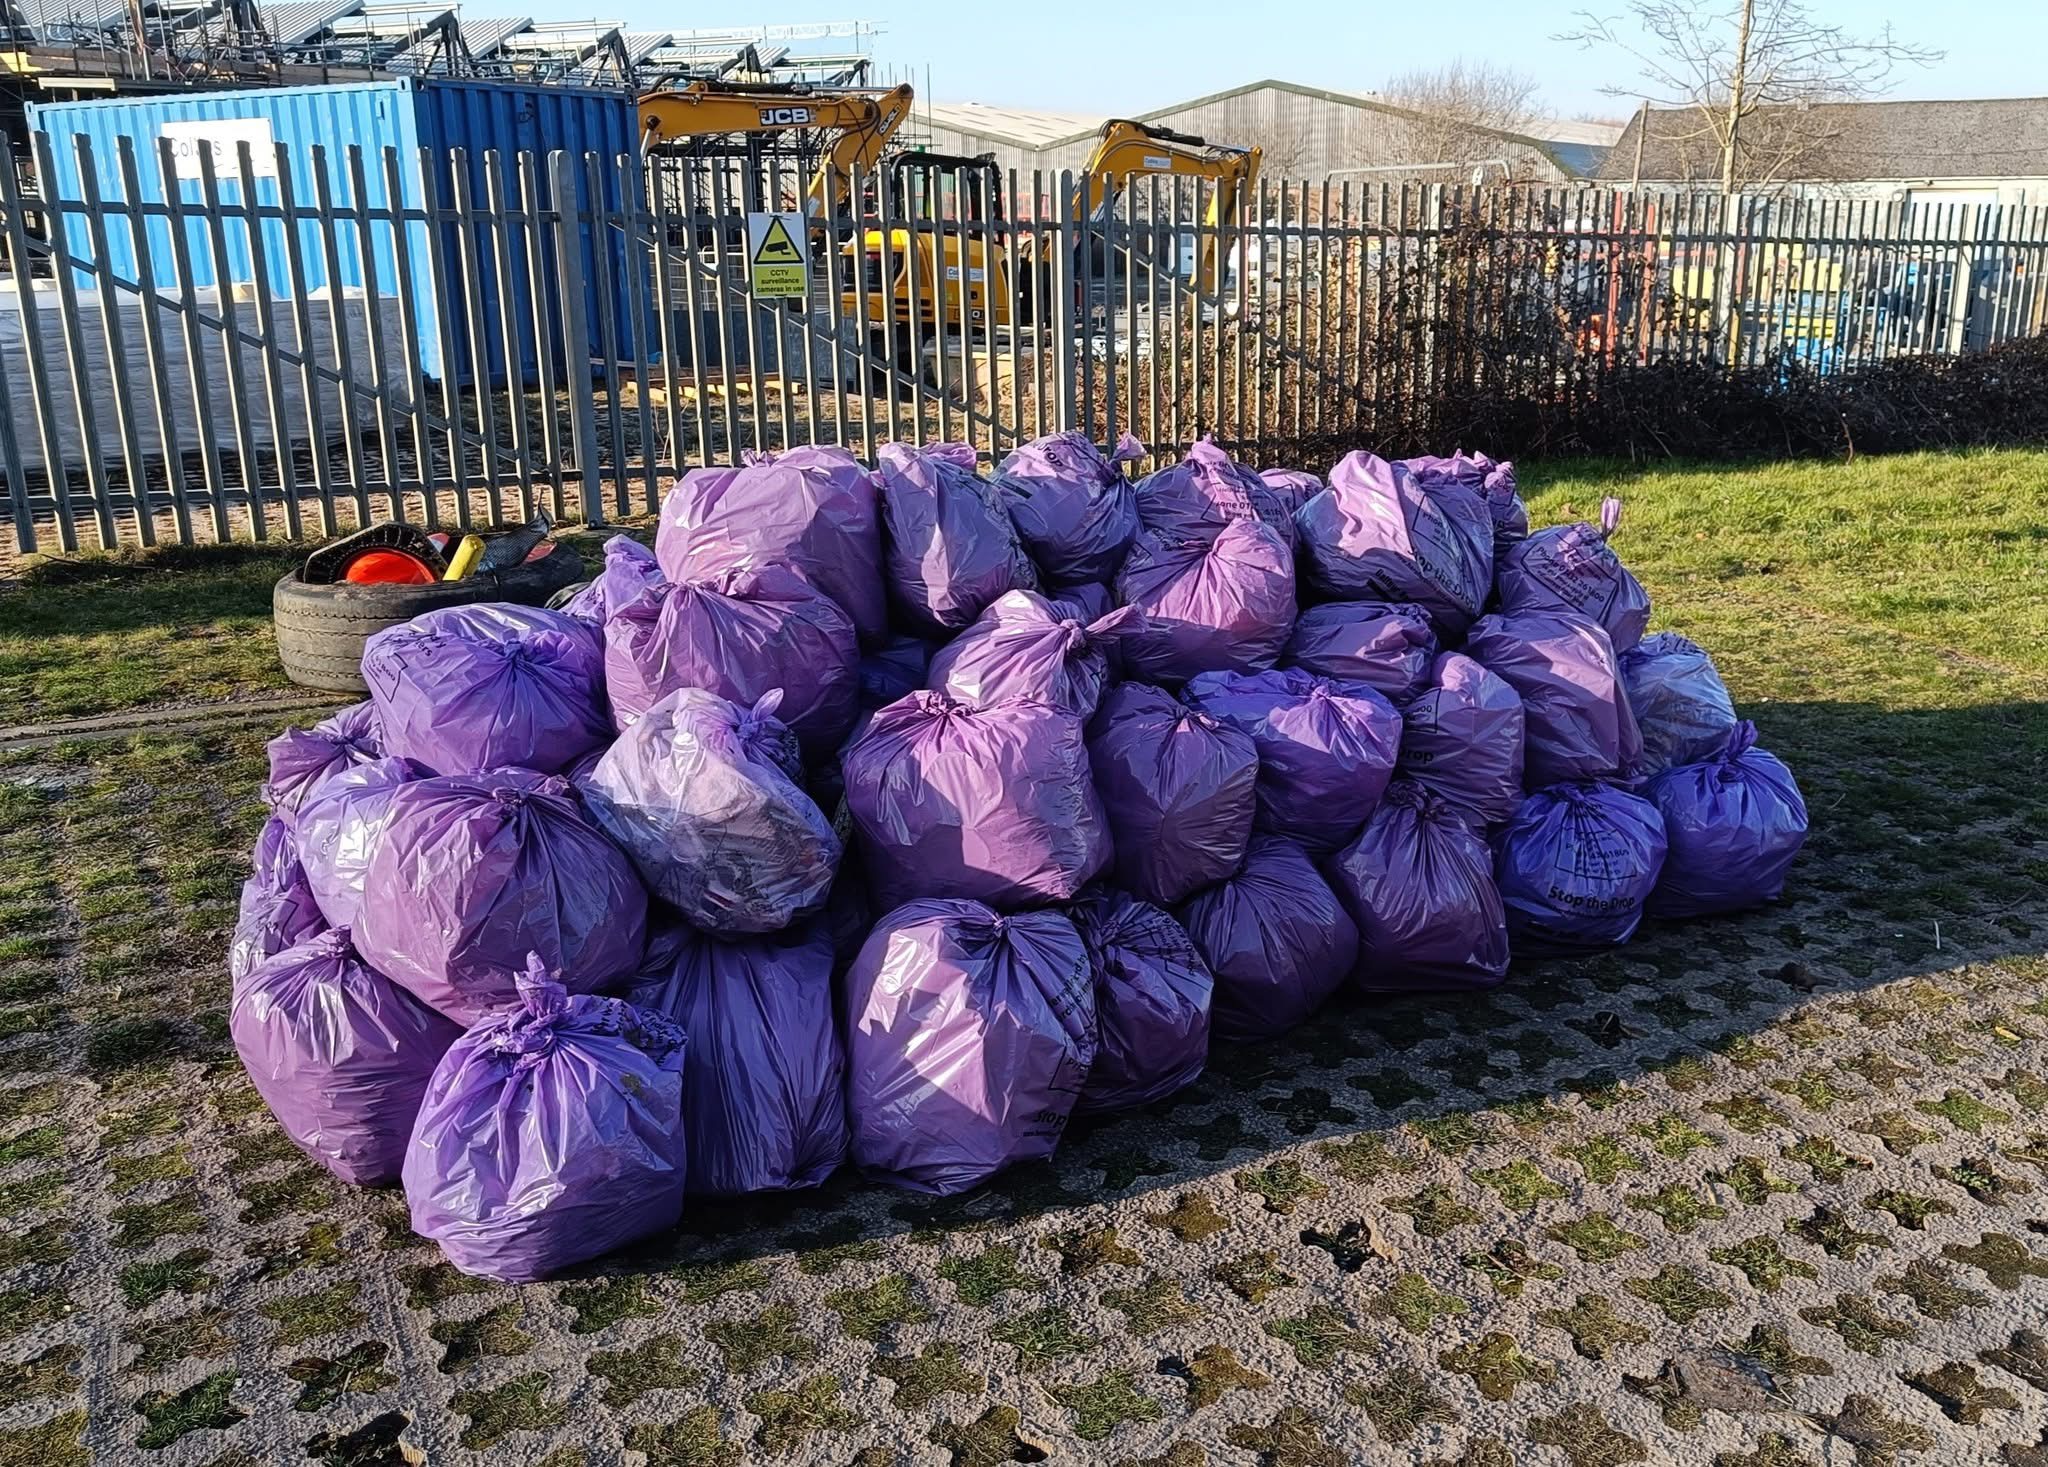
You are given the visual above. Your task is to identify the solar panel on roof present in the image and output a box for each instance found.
[260,0,357,46]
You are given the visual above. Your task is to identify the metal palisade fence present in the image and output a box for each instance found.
[4,136,2048,556]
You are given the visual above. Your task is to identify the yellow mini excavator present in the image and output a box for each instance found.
[637,78,916,217]
[840,117,1262,360]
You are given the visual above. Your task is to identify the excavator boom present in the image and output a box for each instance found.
[638,81,914,215]
[1078,119,1260,291]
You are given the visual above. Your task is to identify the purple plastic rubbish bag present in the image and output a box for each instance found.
[603,562,859,757]
[1183,667,1401,854]
[582,689,837,936]
[843,899,1096,1194]
[1284,601,1438,705]
[1046,582,1114,623]
[1396,653,1525,828]
[1401,451,1527,553]
[296,755,433,930]
[1297,450,1493,637]
[231,816,328,988]
[1464,610,1640,787]
[1621,631,1739,775]
[877,441,1037,634]
[1495,499,1651,653]
[1134,437,1295,550]
[657,444,887,643]
[860,635,934,710]
[1646,722,1807,917]
[560,535,661,625]
[1115,519,1295,684]
[1328,782,1509,992]
[1496,782,1667,952]
[264,701,382,824]
[997,431,1144,583]
[927,589,1140,719]
[1070,887,1211,1113]
[1257,466,1322,520]
[843,691,1109,911]
[1176,835,1357,1042]
[404,957,688,1281]
[364,603,609,776]
[1086,682,1258,906]
[628,920,846,1196]
[233,928,460,1185]
[357,769,648,1025]
[561,741,609,785]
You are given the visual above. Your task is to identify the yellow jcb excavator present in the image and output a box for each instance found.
[637,78,916,217]
[840,118,1261,358]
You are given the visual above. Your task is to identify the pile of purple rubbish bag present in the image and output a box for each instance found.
[229,434,1808,1282]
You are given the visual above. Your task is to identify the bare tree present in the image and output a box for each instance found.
[1376,60,1543,172]
[1560,0,1942,191]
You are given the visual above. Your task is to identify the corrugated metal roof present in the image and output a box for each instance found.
[923,101,1107,149]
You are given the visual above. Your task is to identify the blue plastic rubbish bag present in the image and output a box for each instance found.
[1495,782,1667,951]
[1645,722,1807,917]
[1621,631,1739,775]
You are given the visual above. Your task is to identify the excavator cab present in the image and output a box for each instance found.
[839,150,1047,374]
[838,116,1259,361]
[885,150,1007,223]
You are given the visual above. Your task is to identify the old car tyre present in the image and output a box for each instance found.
[272,546,585,693]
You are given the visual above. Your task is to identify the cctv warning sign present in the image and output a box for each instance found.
[747,211,809,299]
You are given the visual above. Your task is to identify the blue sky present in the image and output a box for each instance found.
[676,0,2047,120]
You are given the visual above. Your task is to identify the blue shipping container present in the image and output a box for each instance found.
[26,77,646,383]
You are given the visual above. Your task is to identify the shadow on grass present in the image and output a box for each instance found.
[518,693,2047,1288]
[0,542,306,639]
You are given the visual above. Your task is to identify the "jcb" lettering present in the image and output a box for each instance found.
[758,106,814,126]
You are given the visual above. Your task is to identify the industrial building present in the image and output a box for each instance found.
[1596,97,2048,208]
[919,79,1623,191]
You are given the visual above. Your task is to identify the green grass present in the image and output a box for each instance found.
[0,522,632,724]
[0,544,303,722]
[1522,448,2048,682]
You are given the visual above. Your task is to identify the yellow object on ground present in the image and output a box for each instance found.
[443,535,485,581]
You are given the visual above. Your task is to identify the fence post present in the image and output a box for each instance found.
[550,150,603,527]
[1946,203,1989,354]
[1052,171,1078,432]
[30,131,116,548]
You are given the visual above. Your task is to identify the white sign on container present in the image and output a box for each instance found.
[161,118,280,180]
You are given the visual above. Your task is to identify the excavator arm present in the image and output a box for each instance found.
[1078,119,1261,292]
[638,81,914,216]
